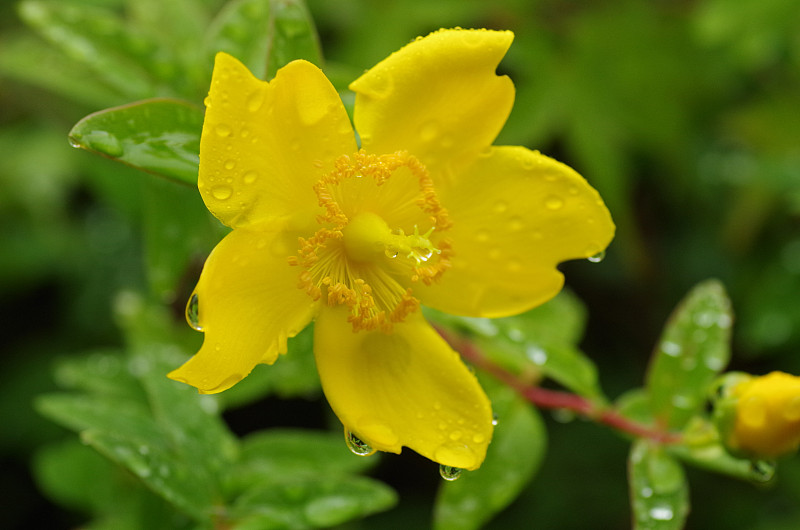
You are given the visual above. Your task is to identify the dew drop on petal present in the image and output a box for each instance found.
[434,442,477,469]
[345,429,375,456]
[544,195,564,210]
[587,249,606,263]
[215,124,232,137]
[439,465,463,481]
[211,185,233,200]
[224,159,236,170]
[186,292,203,331]
[243,170,258,184]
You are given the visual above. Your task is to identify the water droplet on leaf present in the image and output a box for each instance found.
[345,430,375,456]
[648,505,673,521]
[439,465,463,481]
[86,130,123,157]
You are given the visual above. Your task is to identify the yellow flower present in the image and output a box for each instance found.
[727,371,800,458]
[168,28,614,470]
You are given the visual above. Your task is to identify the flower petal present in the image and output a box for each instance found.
[168,228,317,394]
[418,146,615,317]
[314,305,493,470]
[200,53,357,229]
[350,29,514,180]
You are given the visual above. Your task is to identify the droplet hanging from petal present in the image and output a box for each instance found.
[345,429,376,456]
[186,292,203,331]
[439,464,463,481]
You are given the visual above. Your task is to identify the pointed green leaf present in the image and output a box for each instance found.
[629,440,689,530]
[0,34,125,107]
[427,291,603,400]
[646,280,733,429]
[230,474,397,529]
[69,99,203,185]
[433,381,547,530]
[18,0,163,99]
[141,177,221,302]
[83,429,218,519]
[205,0,322,81]
[265,0,322,79]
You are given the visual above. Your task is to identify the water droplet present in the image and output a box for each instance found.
[186,293,203,331]
[544,195,564,210]
[243,170,258,184]
[472,433,486,444]
[661,341,681,357]
[492,414,499,426]
[439,465,463,481]
[247,91,264,112]
[640,487,653,498]
[649,505,673,521]
[526,345,548,365]
[508,217,524,232]
[587,249,606,263]
[384,249,399,258]
[493,201,508,214]
[449,430,463,441]
[86,130,123,157]
[224,159,236,170]
[211,185,233,200]
[215,124,232,137]
[345,430,375,456]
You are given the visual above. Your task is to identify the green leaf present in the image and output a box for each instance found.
[230,474,396,529]
[427,291,604,400]
[69,98,203,185]
[231,428,377,491]
[18,0,162,100]
[433,381,547,530]
[646,279,733,429]
[0,33,125,107]
[628,440,689,530]
[142,177,222,302]
[205,0,322,81]
[265,0,323,79]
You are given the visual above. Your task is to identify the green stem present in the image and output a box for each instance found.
[438,328,681,444]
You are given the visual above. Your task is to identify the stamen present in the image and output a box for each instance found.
[289,150,453,331]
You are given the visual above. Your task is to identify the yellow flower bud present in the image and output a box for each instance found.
[727,371,800,458]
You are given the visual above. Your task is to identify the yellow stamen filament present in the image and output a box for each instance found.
[289,150,452,331]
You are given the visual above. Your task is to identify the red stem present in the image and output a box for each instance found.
[439,327,681,445]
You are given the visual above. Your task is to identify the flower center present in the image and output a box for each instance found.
[289,151,452,332]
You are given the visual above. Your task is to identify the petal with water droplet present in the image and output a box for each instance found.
[350,29,514,183]
[314,306,493,469]
[200,53,357,229]
[416,146,614,318]
[168,229,317,394]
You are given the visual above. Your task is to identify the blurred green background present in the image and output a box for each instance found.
[2,0,800,528]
